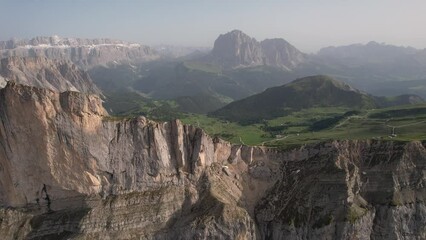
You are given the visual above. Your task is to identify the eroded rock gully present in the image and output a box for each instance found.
[0,83,425,239]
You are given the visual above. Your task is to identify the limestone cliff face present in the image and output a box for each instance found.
[210,30,264,68]
[0,57,101,94]
[0,82,280,239]
[260,38,306,71]
[256,140,426,239]
[0,83,426,239]
[0,36,160,69]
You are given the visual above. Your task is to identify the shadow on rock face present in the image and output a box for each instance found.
[27,206,90,240]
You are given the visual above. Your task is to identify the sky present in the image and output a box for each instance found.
[1,0,426,53]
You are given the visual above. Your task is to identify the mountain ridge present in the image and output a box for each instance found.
[0,35,160,69]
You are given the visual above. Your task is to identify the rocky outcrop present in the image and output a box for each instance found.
[0,36,160,69]
[0,83,426,239]
[206,30,306,70]
[0,56,101,94]
[210,30,264,68]
[260,38,306,71]
[256,140,426,239]
[0,82,281,239]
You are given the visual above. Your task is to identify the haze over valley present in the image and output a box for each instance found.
[4,29,426,115]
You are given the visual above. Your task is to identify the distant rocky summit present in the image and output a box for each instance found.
[260,38,306,70]
[0,36,160,69]
[205,30,306,70]
[209,30,263,68]
[0,56,100,94]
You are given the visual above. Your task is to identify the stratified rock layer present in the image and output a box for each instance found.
[0,83,425,239]
[256,140,426,239]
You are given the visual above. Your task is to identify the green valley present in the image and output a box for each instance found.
[102,75,426,148]
[181,104,426,148]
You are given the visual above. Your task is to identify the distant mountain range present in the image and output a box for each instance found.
[311,41,426,91]
[0,36,160,69]
[88,30,426,114]
[318,41,420,65]
[212,75,424,122]
[2,31,426,115]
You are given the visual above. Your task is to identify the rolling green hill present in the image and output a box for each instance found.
[211,75,377,123]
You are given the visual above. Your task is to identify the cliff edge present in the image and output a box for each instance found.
[0,83,425,239]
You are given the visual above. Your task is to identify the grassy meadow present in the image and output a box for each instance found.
[180,104,426,147]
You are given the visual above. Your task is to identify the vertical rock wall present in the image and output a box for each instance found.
[1,83,426,239]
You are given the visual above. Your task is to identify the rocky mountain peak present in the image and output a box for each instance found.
[214,29,255,42]
[207,30,306,70]
[226,29,250,37]
[260,38,306,70]
[210,30,262,67]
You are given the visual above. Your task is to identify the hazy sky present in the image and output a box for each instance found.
[1,0,426,52]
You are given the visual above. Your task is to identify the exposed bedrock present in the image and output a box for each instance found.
[0,83,425,239]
